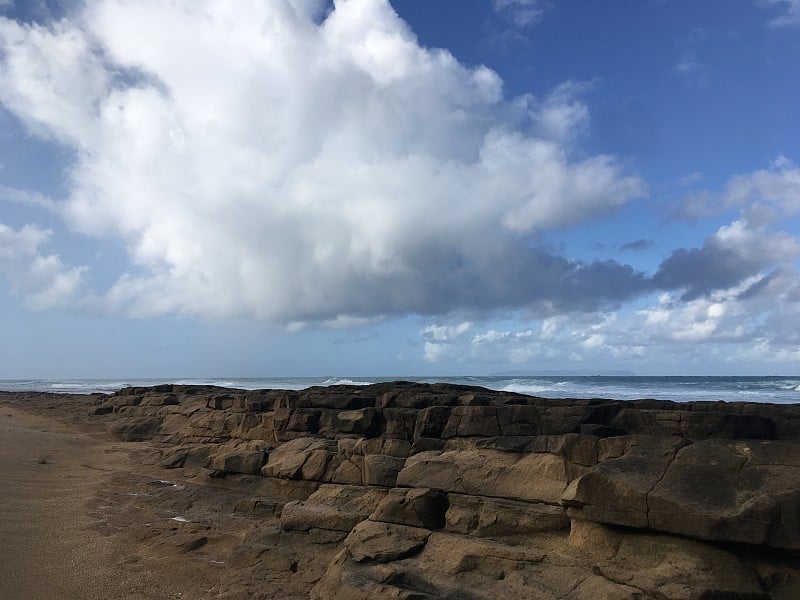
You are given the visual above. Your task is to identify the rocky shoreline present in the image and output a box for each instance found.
[4,382,800,599]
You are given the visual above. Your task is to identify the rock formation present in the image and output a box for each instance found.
[78,382,800,598]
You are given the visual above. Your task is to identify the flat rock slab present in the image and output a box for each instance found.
[346,521,431,563]
[397,449,568,504]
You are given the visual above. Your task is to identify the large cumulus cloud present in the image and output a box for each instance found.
[0,0,647,322]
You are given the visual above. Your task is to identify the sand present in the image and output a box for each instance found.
[0,404,173,600]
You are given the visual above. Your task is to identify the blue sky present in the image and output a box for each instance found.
[0,0,799,377]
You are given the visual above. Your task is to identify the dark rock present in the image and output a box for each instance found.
[234,497,284,517]
[497,405,540,436]
[410,437,446,454]
[363,455,406,487]
[579,423,626,438]
[346,521,430,563]
[647,440,800,550]
[336,408,380,436]
[445,494,569,536]
[108,417,161,441]
[561,436,689,528]
[413,406,451,440]
[370,488,448,530]
[441,406,500,438]
[287,409,322,433]
[204,447,265,475]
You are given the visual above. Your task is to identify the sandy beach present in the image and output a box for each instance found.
[0,393,315,600]
[0,403,174,599]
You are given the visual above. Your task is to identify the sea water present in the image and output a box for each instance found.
[1,375,799,404]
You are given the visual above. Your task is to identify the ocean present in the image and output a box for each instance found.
[1,375,799,404]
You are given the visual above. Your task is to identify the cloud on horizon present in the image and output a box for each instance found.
[421,267,800,370]
[0,0,647,323]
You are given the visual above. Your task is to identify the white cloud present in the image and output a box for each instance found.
[529,80,592,144]
[421,200,800,369]
[421,321,473,360]
[423,321,473,342]
[0,222,85,309]
[674,59,709,86]
[0,183,56,210]
[421,267,800,369]
[288,0,330,22]
[0,1,12,10]
[764,0,800,26]
[654,209,800,300]
[674,157,800,219]
[678,172,703,186]
[725,156,800,213]
[0,0,645,323]
[492,0,548,27]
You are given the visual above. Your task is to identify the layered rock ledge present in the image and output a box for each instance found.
[21,382,800,598]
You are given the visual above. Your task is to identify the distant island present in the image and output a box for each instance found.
[490,370,638,377]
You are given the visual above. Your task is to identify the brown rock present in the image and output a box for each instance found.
[561,436,689,528]
[397,449,569,504]
[107,417,161,441]
[362,454,405,487]
[441,406,500,438]
[370,488,448,530]
[205,447,265,475]
[445,494,569,536]
[648,440,800,550]
[346,521,430,563]
[412,406,451,440]
[281,484,387,534]
[336,408,380,436]
[280,500,366,533]
[261,437,334,480]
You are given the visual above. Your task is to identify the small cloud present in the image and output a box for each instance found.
[674,59,709,85]
[332,331,382,345]
[671,157,800,220]
[620,239,655,252]
[763,0,800,27]
[531,79,595,143]
[675,61,704,74]
[321,315,384,329]
[674,28,711,85]
[492,0,548,28]
[0,0,13,10]
[0,184,57,211]
[679,172,704,186]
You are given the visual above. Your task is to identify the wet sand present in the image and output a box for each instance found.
[0,405,172,599]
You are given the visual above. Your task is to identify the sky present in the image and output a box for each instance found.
[0,0,799,378]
